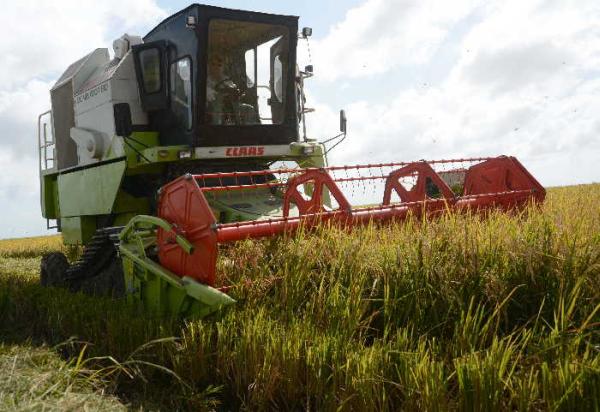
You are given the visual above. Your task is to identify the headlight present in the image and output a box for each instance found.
[178,150,192,159]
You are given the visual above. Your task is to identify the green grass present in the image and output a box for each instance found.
[0,184,599,410]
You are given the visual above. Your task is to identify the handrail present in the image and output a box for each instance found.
[37,110,54,172]
[119,214,195,255]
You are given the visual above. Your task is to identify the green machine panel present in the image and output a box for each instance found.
[40,173,58,219]
[61,216,97,245]
[58,160,127,217]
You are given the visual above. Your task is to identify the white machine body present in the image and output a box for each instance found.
[50,34,147,167]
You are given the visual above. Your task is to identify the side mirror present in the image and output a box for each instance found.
[114,103,132,137]
[302,27,313,38]
[304,65,313,74]
[340,109,347,134]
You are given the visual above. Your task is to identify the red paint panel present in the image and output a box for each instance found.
[463,156,545,206]
[157,175,218,286]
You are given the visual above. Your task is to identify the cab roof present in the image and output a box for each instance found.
[144,4,299,40]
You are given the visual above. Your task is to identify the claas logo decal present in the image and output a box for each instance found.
[225,146,265,157]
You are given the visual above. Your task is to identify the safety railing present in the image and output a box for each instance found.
[37,110,55,172]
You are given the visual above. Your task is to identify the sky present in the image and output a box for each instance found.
[0,0,599,239]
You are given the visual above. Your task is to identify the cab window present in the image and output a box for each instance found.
[139,48,161,93]
[170,57,192,130]
[205,19,289,126]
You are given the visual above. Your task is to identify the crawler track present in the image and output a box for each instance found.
[64,227,125,296]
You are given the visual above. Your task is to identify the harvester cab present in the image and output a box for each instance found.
[135,7,302,144]
[37,4,545,318]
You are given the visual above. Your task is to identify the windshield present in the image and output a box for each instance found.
[206,19,289,126]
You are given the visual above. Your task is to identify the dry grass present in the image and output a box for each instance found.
[0,235,64,258]
[0,343,125,411]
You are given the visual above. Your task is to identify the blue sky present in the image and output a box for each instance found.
[0,0,599,239]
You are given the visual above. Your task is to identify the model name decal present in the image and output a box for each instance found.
[75,82,109,104]
[225,146,265,157]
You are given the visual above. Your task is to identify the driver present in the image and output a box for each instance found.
[206,53,239,125]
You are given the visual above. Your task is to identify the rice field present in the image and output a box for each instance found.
[0,184,599,411]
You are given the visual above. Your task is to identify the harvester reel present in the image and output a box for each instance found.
[158,156,545,289]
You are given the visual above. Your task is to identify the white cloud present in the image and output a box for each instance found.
[310,0,482,81]
[307,0,600,186]
[0,79,53,154]
[0,0,166,88]
[0,149,46,238]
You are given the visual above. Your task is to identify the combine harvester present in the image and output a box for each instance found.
[37,4,545,317]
